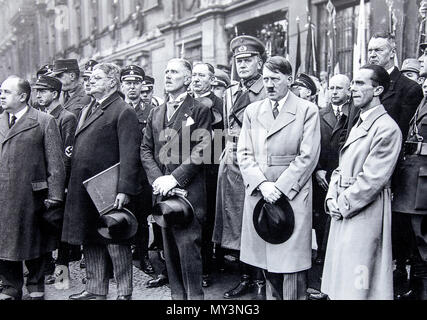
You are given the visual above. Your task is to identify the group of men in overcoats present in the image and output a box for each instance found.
[2,28,427,301]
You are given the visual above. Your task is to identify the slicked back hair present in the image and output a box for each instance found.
[360,64,391,96]
[263,56,293,76]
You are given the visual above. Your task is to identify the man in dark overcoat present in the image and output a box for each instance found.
[33,75,78,285]
[192,62,224,288]
[141,58,212,300]
[120,64,155,276]
[312,74,352,264]
[63,63,141,300]
[0,76,65,300]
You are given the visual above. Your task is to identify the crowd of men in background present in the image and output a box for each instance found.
[0,29,427,301]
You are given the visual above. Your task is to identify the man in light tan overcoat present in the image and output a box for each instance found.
[322,65,402,300]
[237,56,321,300]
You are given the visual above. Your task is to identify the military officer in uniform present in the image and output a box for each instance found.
[213,35,267,299]
[33,75,78,285]
[51,59,91,118]
[120,65,155,276]
[393,41,427,300]
[212,68,231,99]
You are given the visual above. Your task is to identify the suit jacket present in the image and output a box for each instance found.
[322,105,402,299]
[141,94,212,225]
[62,92,142,245]
[0,107,65,261]
[50,104,77,183]
[237,93,321,272]
[62,84,92,118]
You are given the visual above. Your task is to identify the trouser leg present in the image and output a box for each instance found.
[25,255,46,293]
[106,244,133,296]
[83,244,109,296]
[0,260,23,299]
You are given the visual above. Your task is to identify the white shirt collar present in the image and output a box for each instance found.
[9,106,29,124]
[387,66,395,75]
[167,92,188,121]
[97,91,116,105]
[269,91,290,114]
[360,104,381,122]
[194,91,211,99]
[331,103,344,116]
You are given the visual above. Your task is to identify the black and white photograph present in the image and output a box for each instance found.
[0,0,427,310]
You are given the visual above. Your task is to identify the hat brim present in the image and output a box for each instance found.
[32,84,54,90]
[234,52,259,59]
[152,194,194,228]
[121,76,144,82]
[420,43,427,50]
[401,69,420,74]
[97,208,138,240]
[253,197,294,245]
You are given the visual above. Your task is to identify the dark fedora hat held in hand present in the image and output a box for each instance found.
[97,208,138,241]
[152,189,194,228]
[253,196,294,245]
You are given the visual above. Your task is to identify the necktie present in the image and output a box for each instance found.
[272,101,279,119]
[336,107,342,122]
[9,115,17,128]
[86,102,99,120]
[166,101,179,120]
[63,91,70,104]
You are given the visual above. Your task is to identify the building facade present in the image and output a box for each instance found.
[0,0,424,95]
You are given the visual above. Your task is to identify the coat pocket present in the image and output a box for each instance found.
[415,166,427,210]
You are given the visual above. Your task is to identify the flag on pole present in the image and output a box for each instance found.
[326,0,336,78]
[295,17,301,77]
[305,7,314,75]
[353,0,367,75]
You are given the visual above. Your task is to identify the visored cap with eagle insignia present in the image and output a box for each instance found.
[230,35,265,59]
[121,65,145,82]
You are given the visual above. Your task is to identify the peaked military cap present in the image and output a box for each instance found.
[141,75,154,92]
[230,35,266,59]
[33,75,63,92]
[83,59,99,77]
[51,59,80,75]
[213,68,231,88]
[293,73,317,96]
[36,64,54,78]
[121,65,145,82]
[401,58,421,74]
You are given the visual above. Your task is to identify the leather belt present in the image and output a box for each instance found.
[404,141,427,156]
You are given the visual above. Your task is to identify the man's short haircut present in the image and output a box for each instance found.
[193,62,215,75]
[371,32,396,49]
[93,63,121,89]
[169,58,193,75]
[8,75,31,104]
[360,64,391,95]
[263,56,293,76]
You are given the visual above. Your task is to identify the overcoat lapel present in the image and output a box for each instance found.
[323,105,337,130]
[2,107,38,145]
[266,93,297,139]
[258,99,274,130]
[0,112,9,141]
[414,99,427,124]
[341,105,387,151]
[230,76,264,115]
[75,92,120,136]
